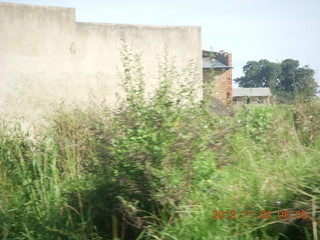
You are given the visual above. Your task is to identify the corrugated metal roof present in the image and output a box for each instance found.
[203,58,230,69]
[233,88,272,97]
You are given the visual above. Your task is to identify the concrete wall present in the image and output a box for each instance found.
[0,2,202,124]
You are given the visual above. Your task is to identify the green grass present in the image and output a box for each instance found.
[1,100,319,240]
[0,48,319,239]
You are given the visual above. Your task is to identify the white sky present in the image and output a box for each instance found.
[3,0,320,86]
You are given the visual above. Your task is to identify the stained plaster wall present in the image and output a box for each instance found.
[0,2,202,124]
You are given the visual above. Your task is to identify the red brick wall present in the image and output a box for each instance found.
[214,68,233,105]
[215,50,232,67]
[203,50,233,105]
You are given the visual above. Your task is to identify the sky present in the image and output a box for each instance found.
[3,0,320,86]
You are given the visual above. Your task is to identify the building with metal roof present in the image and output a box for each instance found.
[233,88,273,105]
[233,88,272,97]
[203,58,231,69]
[202,50,233,104]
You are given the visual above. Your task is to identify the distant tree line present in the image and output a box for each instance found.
[234,59,319,103]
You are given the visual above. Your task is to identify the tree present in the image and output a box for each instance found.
[235,59,318,102]
[235,60,281,89]
[279,59,317,99]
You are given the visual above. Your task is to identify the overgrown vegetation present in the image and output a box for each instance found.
[0,47,319,239]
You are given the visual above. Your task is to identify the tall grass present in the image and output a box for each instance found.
[0,47,319,239]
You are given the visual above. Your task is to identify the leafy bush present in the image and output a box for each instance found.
[236,105,274,143]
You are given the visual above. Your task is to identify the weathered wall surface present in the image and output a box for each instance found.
[203,50,232,105]
[0,2,202,124]
[214,69,233,104]
[213,51,232,104]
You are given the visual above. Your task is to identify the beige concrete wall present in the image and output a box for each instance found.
[0,2,202,124]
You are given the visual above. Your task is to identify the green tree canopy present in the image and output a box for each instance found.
[236,59,281,89]
[235,59,318,102]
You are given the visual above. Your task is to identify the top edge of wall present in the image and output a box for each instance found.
[0,2,75,11]
[76,21,201,29]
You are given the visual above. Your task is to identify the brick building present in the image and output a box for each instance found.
[203,50,233,104]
